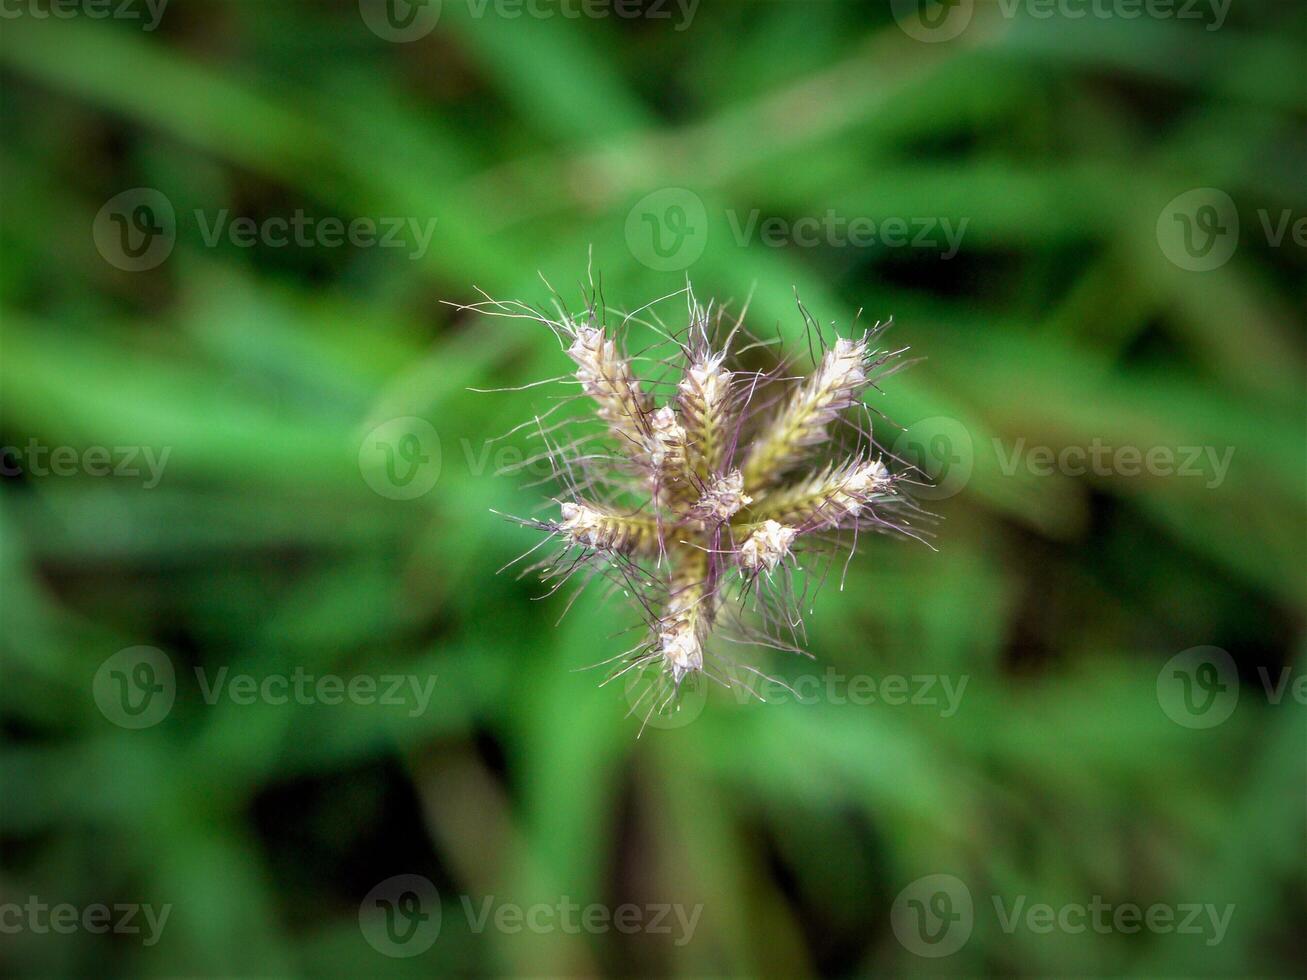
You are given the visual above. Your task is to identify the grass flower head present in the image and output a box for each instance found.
[470,281,923,725]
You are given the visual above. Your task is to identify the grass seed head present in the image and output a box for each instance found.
[481,284,921,716]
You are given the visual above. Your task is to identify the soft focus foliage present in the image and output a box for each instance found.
[1,2,1304,977]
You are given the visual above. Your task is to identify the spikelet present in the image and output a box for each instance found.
[566,319,653,455]
[677,350,734,482]
[738,520,797,574]
[741,337,871,491]
[479,283,920,722]
[750,458,892,531]
[557,502,658,555]
[689,469,751,525]
[659,544,710,682]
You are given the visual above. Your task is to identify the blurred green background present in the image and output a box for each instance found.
[2,0,1304,976]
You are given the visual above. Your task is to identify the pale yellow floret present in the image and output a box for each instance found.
[558,501,656,555]
[677,351,734,480]
[750,458,890,529]
[739,519,797,574]
[567,324,652,452]
[741,337,870,491]
[690,469,752,524]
